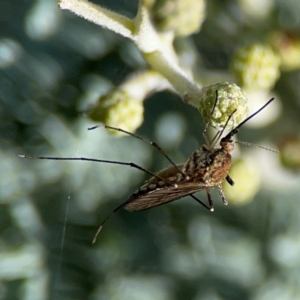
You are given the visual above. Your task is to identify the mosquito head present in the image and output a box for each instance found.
[220,138,235,153]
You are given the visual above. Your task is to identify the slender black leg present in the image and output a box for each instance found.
[226,175,234,186]
[92,201,125,244]
[88,125,185,177]
[205,188,214,211]
[202,90,219,147]
[189,194,212,211]
[18,155,175,186]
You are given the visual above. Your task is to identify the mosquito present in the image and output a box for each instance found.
[19,95,275,243]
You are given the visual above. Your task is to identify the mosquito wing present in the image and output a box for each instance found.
[124,181,206,211]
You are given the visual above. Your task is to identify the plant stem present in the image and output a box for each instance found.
[59,0,135,40]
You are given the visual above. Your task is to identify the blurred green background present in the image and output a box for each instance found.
[1,0,300,300]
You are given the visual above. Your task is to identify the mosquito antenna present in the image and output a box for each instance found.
[92,201,125,244]
[235,140,279,153]
[223,97,275,140]
[18,155,175,186]
[88,125,186,177]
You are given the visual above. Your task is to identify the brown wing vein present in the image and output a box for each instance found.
[124,183,206,211]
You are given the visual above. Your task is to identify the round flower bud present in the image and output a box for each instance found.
[270,32,300,72]
[198,82,248,129]
[152,0,206,36]
[279,136,300,170]
[89,90,144,135]
[231,43,281,91]
[223,158,261,205]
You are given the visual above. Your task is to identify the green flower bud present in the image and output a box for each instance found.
[270,32,300,72]
[89,90,144,135]
[279,136,300,170]
[198,82,248,129]
[153,0,206,36]
[223,158,261,205]
[231,43,281,91]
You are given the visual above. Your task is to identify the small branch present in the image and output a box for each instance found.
[58,0,135,40]
[144,51,202,107]
[133,5,161,52]
[119,70,170,100]
[58,0,203,107]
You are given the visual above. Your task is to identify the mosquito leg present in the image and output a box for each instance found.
[205,188,214,211]
[226,175,234,186]
[18,155,177,187]
[202,90,233,149]
[209,130,222,148]
[92,201,125,244]
[202,90,238,149]
[217,185,228,205]
[217,109,237,142]
[88,125,186,177]
[189,194,212,211]
[202,90,219,146]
